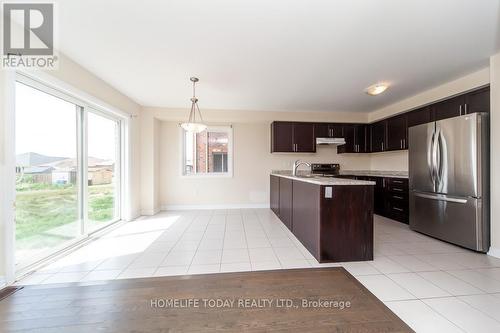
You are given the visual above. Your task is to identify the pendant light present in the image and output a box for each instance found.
[180,77,207,133]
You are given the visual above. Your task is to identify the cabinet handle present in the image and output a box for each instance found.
[393,180,404,184]
[393,195,404,199]
[464,103,468,114]
[459,105,462,116]
[400,140,402,149]
[393,188,404,192]
[393,207,404,212]
[381,142,384,151]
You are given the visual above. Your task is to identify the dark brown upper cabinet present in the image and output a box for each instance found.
[314,123,343,138]
[433,95,465,121]
[465,87,490,114]
[270,86,489,154]
[386,114,408,150]
[370,121,387,153]
[407,106,432,128]
[338,124,366,153]
[270,121,315,153]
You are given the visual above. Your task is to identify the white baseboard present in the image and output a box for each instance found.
[488,247,500,259]
[161,203,269,211]
[141,207,161,216]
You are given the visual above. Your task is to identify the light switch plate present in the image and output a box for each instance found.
[325,187,333,198]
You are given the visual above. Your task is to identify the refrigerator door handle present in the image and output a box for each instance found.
[413,192,467,204]
[436,130,445,188]
[428,131,436,187]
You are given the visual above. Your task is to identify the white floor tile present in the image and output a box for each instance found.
[448,269,500,293]
[248,248,278,262]
[424,297,500,332]
[246,237,272,248]
[387,272,451,299]
[41,272,88,284]
[280,259,312,269]
[387,255,438,272]
[154,266,189,277]
[356,275,416,302]
[369,257,411,274]
[251,261,282,271]
[341,262,381,276]
[385,300,463,333]
[458,294,500,322]
[273,246,306,261]
[191,250,222,265]
[82,269,122,281]
[188,264,221,275]
[418,271,484,296]
[161,251,196,266]
[118,267,156,279]
[221,249,249,264]
[221,262,252,273]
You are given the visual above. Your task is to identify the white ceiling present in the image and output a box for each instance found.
[55,0,500,112]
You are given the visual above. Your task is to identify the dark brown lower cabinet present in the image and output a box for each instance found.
[272,175,374,262]
[340,175,409,224]
[278,177,293,231]
[270,175,280,216]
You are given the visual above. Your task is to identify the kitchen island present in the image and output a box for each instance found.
[270,172,375,263]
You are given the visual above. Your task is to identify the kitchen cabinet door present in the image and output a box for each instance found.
[279,177,293,231]
[407,106,432,127]
[338,124,355,153]
[314,123,329,138]
[386,114,408,150]
[370,121,387,152]
[270,175,280,216]
[355,124,367,153]
[329,124,344,137]
[271,122,294,152]
[433,95,465,121]
[293,123,315,152]
[371,177,386,215]
[465,87,490,114]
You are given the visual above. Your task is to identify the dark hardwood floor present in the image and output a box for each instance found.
[0,268,413,332]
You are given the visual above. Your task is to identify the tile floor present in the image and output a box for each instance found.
[16,209,500,333]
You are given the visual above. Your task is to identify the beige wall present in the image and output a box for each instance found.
[159,121,371,208]
[490,52,500,257]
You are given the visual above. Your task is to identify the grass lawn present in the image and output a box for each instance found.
[15,181,116,243]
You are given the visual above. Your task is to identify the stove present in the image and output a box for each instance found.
[310,163,340,177]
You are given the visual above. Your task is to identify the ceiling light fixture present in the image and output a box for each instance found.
[180,77,207,133]
[365,83,389,96]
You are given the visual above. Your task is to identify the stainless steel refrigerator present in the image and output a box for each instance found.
[408,112,489,252]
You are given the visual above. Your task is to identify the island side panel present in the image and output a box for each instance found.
[291,180,321,260]
[320,185,374,262]
[279,177,293,231]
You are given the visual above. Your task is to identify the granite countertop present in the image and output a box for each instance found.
[271,171,375,186]
[340,170,409,179]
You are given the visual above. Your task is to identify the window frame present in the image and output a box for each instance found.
[13,73,126,273]
[180,125,233,178]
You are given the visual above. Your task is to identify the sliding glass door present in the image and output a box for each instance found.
[15,82,81,267]
[15,78,122,271]
[87,111,120,233]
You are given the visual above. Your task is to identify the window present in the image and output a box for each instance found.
[182,126,232,176]
[14,76,123,271]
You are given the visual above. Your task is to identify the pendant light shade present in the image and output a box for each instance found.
[180,77,207,133]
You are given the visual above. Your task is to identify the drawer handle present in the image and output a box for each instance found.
[393,207,404,212]
[393,180,404,184]
[393,188,404,192]
[393,195,404,199]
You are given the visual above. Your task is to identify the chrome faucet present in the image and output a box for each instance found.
[292,160,311,176]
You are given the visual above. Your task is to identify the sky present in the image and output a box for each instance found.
[15,82,118,161]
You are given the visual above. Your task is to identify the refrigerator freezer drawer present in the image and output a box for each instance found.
[409,192,488,252]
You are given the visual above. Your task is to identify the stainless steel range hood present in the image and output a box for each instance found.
[316,137,346,145]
